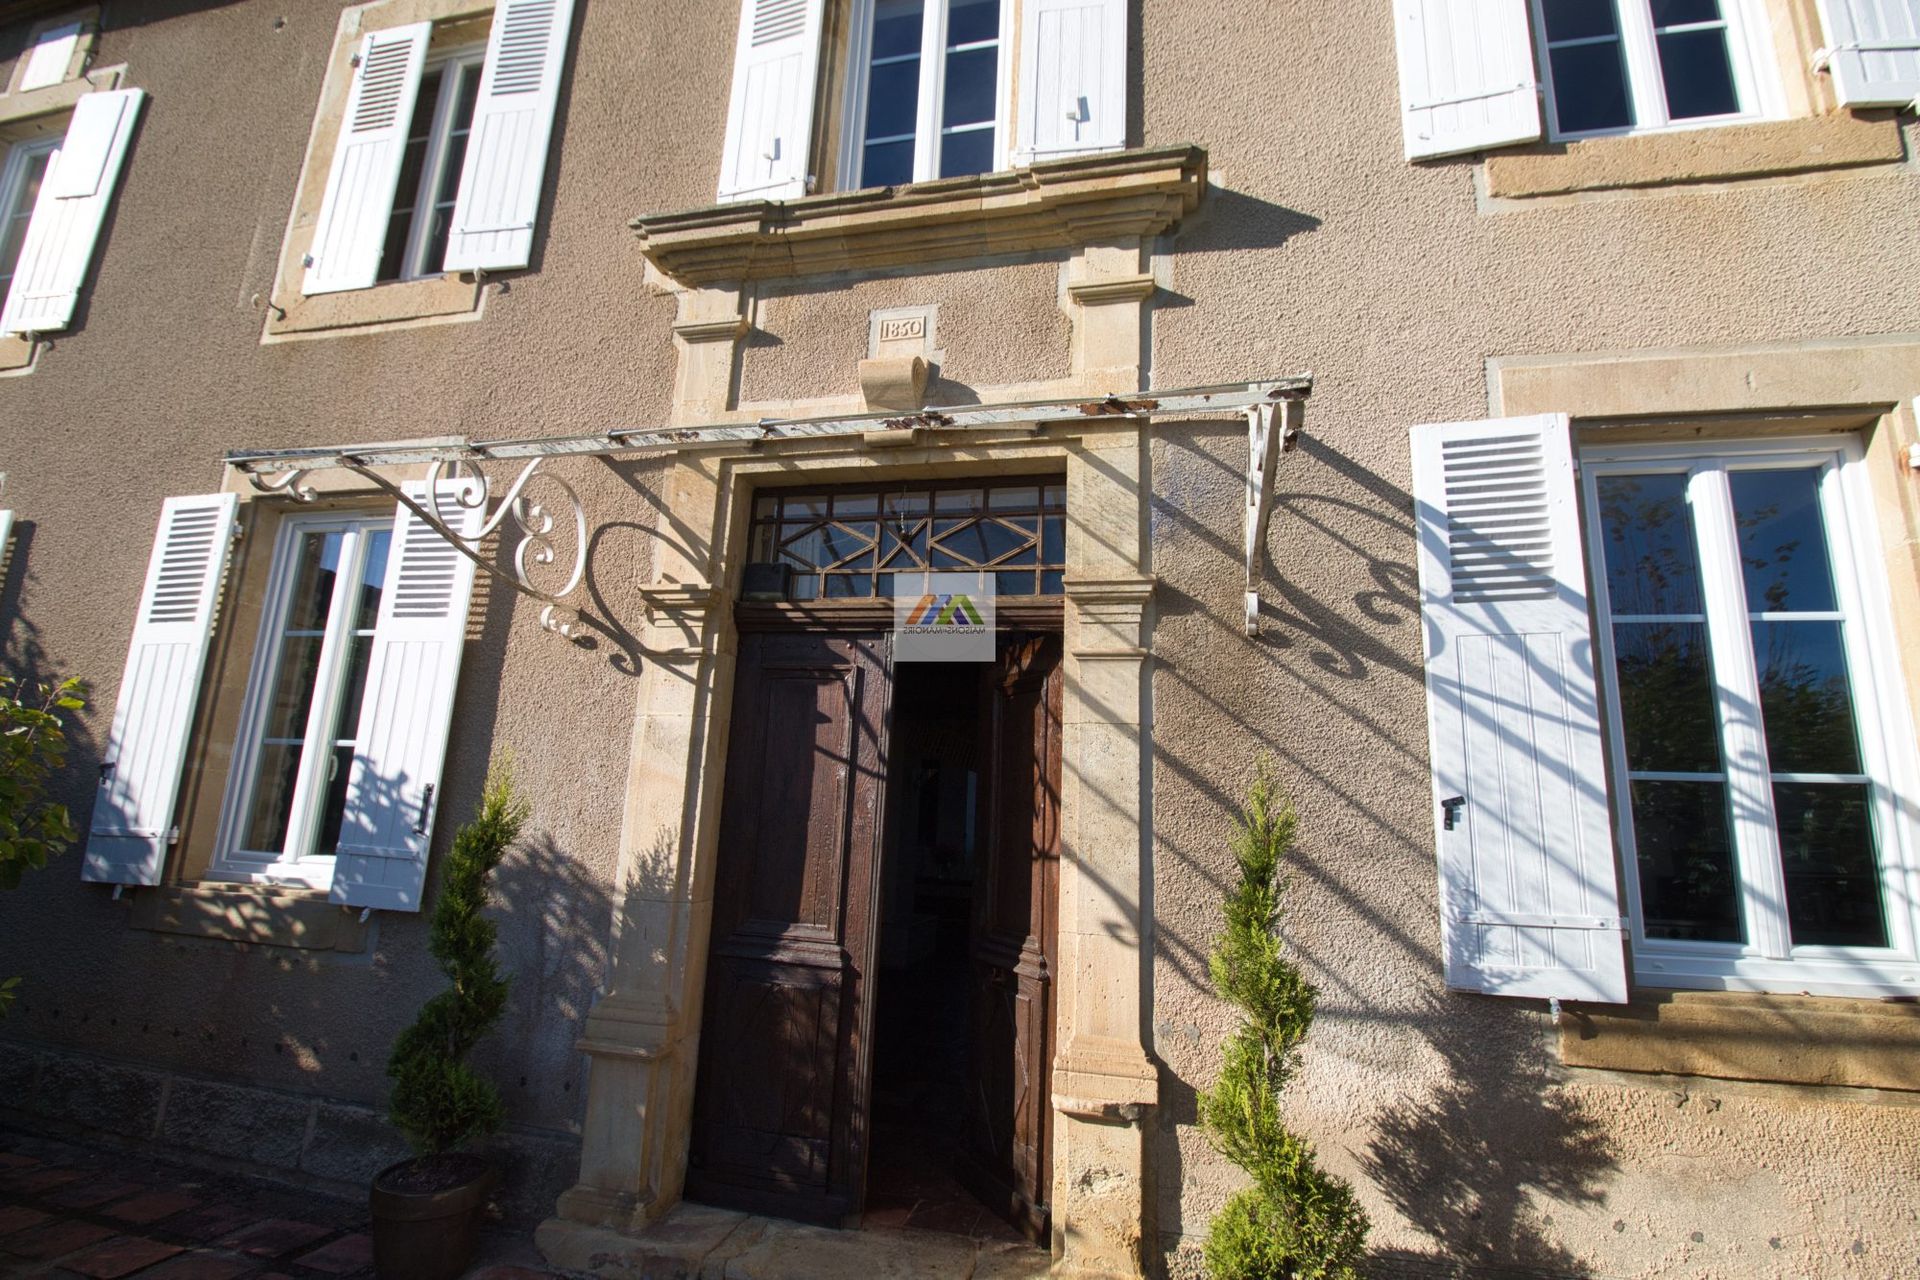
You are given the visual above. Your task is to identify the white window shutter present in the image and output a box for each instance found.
[303,23,431,295]
[1013,0,1127,162]
[442,0,577,272]
[716,0,826,203]
[1393,0,1541,161]
[0,509,14,587]
[1815,0,1920,106]
[0,88,146,338]
[83,495,240,888]
[330,479,483,912]
[1410,414,1629,1004]
[18,21,82,92]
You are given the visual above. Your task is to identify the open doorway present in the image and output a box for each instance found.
[865,634,1061,1243]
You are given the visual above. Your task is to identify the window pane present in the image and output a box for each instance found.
[1542,0,1623,42]
[862,138,915,187]
[1730,469,1835,613]
[356,530,392,626]
[1613,622,1721,772]
[287,532,344,632]
[243,743,303,853]
[872,0,923,58]
[334,633,375,743]
[0,149,51,287]
[316,745,356,857]
[1656,28,1739,120]
[942,46,998,127]
[1650,0,1721,24]
[1751,621,1862,775]
[1630,779,1742,942]
[266,635,326,740]
[938,128,994,178]
[947,0,999,46]
[1595,473,1702,615]
[1549,41,1634,134]
[377,67,444,282]
[866,59,922,138]
[1775,782,1887,948]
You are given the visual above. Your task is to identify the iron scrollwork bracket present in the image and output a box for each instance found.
[248,456,588,638]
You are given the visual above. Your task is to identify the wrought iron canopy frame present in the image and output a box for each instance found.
[225,375,1311,638]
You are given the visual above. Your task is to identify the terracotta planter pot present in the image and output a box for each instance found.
[369,1154,498,1280]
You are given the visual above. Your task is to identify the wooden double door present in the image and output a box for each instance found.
[686,627,1061,1234]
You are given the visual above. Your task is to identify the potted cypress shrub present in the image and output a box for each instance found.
[371,770,529,1280]
[1198,761,1370,1280]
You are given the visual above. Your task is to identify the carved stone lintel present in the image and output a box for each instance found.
[633,145,1207,286]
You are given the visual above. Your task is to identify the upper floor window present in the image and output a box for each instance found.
[716,0,1125,205]
[0,138,56,302]
[1533,0,1771,139]
[296,0,576,299]
[851,0,1010,188]
[378,46,484,283]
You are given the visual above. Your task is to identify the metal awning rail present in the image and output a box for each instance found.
[224,374,1312,641]
[224,376,1312,474]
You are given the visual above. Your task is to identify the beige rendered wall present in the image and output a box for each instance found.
[0,0,1915,1276]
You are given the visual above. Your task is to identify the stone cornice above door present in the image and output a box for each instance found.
[630,145,1208,287]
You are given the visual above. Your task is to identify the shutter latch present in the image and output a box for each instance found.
[413,783,437,835]
[98,760,116,783]
[1441,795,1466,831]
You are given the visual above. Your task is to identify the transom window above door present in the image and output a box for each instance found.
[746,478,1064,600]
[1532,0,1774,138]
[850,0,1011,187]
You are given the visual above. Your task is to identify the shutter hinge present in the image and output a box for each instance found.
[302,254,315,268]
[350,52,362,68]
[166,826,180,845]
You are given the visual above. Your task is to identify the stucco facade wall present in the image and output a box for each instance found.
[0,0,1917,1275]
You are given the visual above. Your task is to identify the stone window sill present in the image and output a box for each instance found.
[266,273,481,338]
[128,882,372,952]
[1559,989,1920,1092]
[0,334,33,371]
[630,144,1207,287]
[1484,114,1903,200]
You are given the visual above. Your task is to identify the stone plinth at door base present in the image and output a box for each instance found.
[537,1201,1052,1279]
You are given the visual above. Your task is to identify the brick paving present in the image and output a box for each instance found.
[0,1130,574,1280]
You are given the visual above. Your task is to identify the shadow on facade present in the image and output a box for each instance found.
[1141,427,1616,1277]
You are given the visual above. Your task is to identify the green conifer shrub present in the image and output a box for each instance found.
[1199,762,1370,1280]
[386,769,529,1155]
[1,676,85,1017]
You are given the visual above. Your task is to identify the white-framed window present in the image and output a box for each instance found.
[378,46,484,283]
[1582,436,1920,995]
[1531,0,1778,139]
[0,138,58,306]
[843,0,1013,189]
[211,512,393,889]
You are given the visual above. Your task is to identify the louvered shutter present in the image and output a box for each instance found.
[442,0,577,272]
[716,0,826,203]
[1410,414,1629,1003]
[83,495,240,888]
[1816,0,1920,106]
[0,510,13,586]
[17,21,82,92]
[1013,0,1127,162]
[330,480,482,912]
[0,89,146,337]
[1393,0,1542,161]
[303,23,431,295]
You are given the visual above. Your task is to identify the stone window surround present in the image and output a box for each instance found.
[547,207,1189,1276]
[1490,333,1920,1092]
[1476,0,1907,200]
[262,0,495,341]
[123,468,435,953]
[0,6,114,374]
